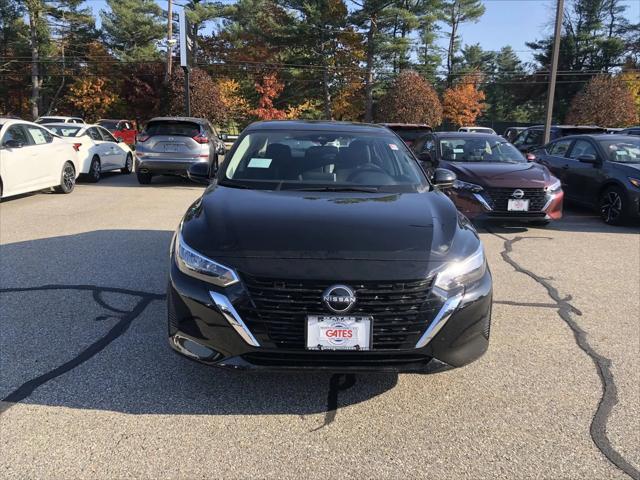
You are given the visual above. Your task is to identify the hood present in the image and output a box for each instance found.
[180,184,474,263]
[442,161,553,188]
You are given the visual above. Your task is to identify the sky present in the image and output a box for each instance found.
[86,0,640,65]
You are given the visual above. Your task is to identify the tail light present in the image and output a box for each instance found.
[137,133,150,143]
[193,133,209,144]
[72,143,82,152]
[526,153,536,162]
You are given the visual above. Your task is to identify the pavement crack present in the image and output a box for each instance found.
[312,373,357,431]
[487,230,639,479]
[0,284,165,414]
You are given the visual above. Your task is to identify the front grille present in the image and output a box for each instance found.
[481,187,548,212]
[236,276,439,350]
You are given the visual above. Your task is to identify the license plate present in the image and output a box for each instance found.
[306,316,372,351]
[164,144,180,153]
[508,199,529,211]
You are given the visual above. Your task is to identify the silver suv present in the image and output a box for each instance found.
[135,117,225,184]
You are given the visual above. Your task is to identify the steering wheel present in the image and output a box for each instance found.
[346,163,389,183]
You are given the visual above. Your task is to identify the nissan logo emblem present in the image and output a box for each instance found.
[322,285,356,314]
[512,189,525,199]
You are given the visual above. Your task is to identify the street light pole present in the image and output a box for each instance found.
[543,0,564,145]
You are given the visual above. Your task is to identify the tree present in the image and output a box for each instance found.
[251,72,287,120]
[166,68,226,121]
[439,0,485,83]
[620,68,640,121]
[565,74,638,127]
[442,72,485,127]
[377,70,442,126]
[63,77,119,120]
[416,0,444,82]
[217,78,250,127]
[24,0,49,118]
[0,0,30,116]
[100,0,164,61]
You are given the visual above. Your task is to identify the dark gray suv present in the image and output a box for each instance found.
[135,117,225,184]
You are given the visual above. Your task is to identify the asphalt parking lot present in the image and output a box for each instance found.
[1,173,638,479]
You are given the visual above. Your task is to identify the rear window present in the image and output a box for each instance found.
[389,128,433,142]
[145,121,200,137]
[36,117,59,124]
[48,126,82,137]
[98,120,119,131]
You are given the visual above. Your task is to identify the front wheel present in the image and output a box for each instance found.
[54,162,76,194]
[121,153,133,174]
[599,186,628,225]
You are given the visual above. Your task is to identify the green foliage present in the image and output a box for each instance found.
[100,0,164,61]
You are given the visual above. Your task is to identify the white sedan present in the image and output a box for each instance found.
[0,118,80,199]
[46,123,134,182]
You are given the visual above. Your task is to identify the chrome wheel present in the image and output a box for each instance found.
[63,164,75,190]
[600,189,623,224]
[90,158,101,181]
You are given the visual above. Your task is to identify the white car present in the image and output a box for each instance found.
[46,123,134,182]
[36,116,85,125]
[0,118,80,199]
[458,126,497,135]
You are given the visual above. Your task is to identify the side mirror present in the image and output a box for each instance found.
[220,133,228,141]
[578,154,599,164]
[433,168,456,188]
[116,138,123,143]
[3,139,23,149]
[187,162,212,184]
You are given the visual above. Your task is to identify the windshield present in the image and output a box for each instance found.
[440,137,525,163]
[47,126,82,137]
[98,120,118,131]
[389,128,432,142]
[219,129,428,192]
[36,117,60,124]
[599,138,640,163]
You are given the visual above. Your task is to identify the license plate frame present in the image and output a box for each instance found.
[507,198,530,211]
[164,143,180,153]
[306,315,372,351]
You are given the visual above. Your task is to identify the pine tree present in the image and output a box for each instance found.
[100,0,164,61]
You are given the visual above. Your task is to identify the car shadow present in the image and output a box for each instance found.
[473,204,640,235]
[0,230,398,417]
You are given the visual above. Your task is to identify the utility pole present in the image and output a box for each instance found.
[165,0,173,81]
[543,0,564,145]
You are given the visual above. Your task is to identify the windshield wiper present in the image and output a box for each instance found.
[288,186,380,193]
[219,180,250,189]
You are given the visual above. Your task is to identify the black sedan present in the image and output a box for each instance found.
[168,121,492,372]
[531,134,640,224]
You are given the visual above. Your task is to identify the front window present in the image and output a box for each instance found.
[48,126,82,137]
[439,137,526,163]
[599,138,640,163]
[219,129,428,192]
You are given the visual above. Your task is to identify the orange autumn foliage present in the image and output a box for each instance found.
[64,77,119,121]
[251,73,287,120]
[442,74,486,127]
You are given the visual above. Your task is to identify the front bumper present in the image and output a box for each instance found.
[135,156,208,176]
[167,255,492,373]
[449,189,564,222]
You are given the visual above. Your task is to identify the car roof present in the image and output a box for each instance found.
[245,120,391,133]
[432,131,502,139]
[0,119,45,129]
[558,134,640,141]
[379,123,432,129]
[525,124,606,131]
[147,116,209,124]
[44,122,86,128]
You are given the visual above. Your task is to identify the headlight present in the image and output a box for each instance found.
[629,177,640,189]
[546,177,562,192]
[453,180,483,193]
[434,243,487,292]
[175,232,239,287]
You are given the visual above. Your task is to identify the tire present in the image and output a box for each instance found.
[121,153,133,174]
[54,162,76,194]
[87,156,101,183]
[599,186,628,225]
[137,172,153,184]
